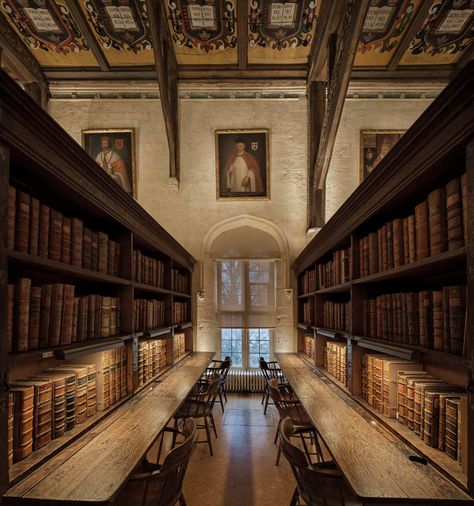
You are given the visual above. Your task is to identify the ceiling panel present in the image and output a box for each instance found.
[354,0,424,67]
[166,0,238,65]
[0,0,98,67]
[399,0,474,65]
[247,0,319,65]
[80,0,154,66]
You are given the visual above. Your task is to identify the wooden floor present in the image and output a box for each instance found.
[151,394,296,506]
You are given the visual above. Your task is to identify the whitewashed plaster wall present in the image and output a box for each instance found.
[325,98,433,221]
[48,97,308,354]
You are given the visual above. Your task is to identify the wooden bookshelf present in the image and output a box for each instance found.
[294,63,474,495]
[0,70,196,493]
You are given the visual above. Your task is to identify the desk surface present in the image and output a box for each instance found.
[276,353,473,504]
[4,352,214,506]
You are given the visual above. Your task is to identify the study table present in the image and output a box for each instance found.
[3,352,214,506]
[275,352,473,505]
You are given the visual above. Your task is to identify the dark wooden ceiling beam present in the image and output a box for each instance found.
[387,1,432,71]
[308,0,344,82]
[351,67,453,81]
[146,0,180,181]
[178,68,307,80]
[238,0,248,71]
[65,0,109,72]
[310,0,371,226]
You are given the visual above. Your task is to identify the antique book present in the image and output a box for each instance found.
[72,297,79,343]
[98,231,108,273]
[91,231,99,271]
[407,214,416,263]
[77,296,88,342]
[15,190,31,253]
[100,296,111,337]
[413,379,446,436]
[38,204,50,258]
[8,392,14,466]
[445,397,460,460]
[70,217,83,267]
[14,278,31,352]
[397,371,429,426]
[10,384,34,462]
[29,196,40,256]
[386,221,394,269]
[60,284,75,345]
[51,365,88,424]
[461,173,467,242]
[402,217,410,265]
[108,239,116,276]
[39,284,53,349]
[88,294,96,340]
[82,227,92,270]
[48,208,63,262]
[445,177,464,250]
[28,286,42,350]
[49,283,65,347]
[392,218,404,268]
[68,362,97,418]
[407,292,419,345]
[428,187,447,255]
[418,291,433,348]
[432,290,443,351]
[8,284,14,353]
[8,185,16,249]
[447,285,466,355]
[61,217,71,264]
[414,200,429,260]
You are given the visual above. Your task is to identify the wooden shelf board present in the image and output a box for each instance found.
[176,322,192,330]
[315,327,350,340]
[297,323,312,330]
[316,282,352,295]
[133,282,173,295]
[353,248,467,286]
[353,396,468,491]
[8,392,133,486]
[9,250,132,286]
[298,291,317,299]
[173,291,192,299]
[136,326,173,339]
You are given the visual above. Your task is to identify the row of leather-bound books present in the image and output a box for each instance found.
[133,250,166,288]
[173,333,186,361]
[8,278,121,353]
[8,348,127,464]
[362,354,467,466]
[300,269,317,295]
[8,186,121,276]
[322,301,351,332]
[359,173,468,277]
[173,302,189,325]
[363,286,466,355]
[173,269,189,294]
[303,335,314,359]
[134,298,166,332]
[317,247,352,289]
[138,339,168,387]
[302,299,315,326]
[324,341,348,387]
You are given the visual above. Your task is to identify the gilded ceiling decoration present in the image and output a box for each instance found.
[400,0,474,65]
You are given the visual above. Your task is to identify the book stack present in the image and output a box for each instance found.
[322,301,350,332]
[173,302,189,325]
[7,277,121,352]
[134,298,166,332]
[397,370,467,462]
[363,286,466,354]
[10,384,34,462]
[318,247,351,288]
[138,339,167,387]
[324,341,347,387]
[133,250,166,287]
[301,268,317,294]
[8,186,121,274]
[302,299,314,326]
[303,335,314,358]
[174,332,186,361]
[7,392,14,467]
[358,174,467,277]
[173,269,189,293]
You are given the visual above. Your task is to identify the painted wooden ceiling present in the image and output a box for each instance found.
[0,0,473,79]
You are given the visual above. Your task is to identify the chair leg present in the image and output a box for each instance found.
[179,493,187,506]
[289,487,299,506]
[276,441,282,466]
[264,391,271,415]
[261,385,267,405]
[210,413,218,438]
[299,432,312,465]
[218,390,225,413]
[204,416,213,456]
[274,418,281,445]
[172,417,179,448]
[223,386,228,403]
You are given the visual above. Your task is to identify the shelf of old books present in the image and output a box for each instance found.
[293,65,474,493]
[0,70,196,492]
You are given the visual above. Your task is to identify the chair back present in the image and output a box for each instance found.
[268,379,308,425]
[279,418,346,506]
[181,376,221,418]
[259,357,279,383]
[125,419,196,506]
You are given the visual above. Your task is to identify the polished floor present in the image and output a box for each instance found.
[182,394,296,506]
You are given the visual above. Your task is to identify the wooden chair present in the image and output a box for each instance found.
[122,419,196,506]
[268,378,324,466]
[173,376,220,456]
[198,356,231,412]
[279,417,359,506]
[259,356,289,414]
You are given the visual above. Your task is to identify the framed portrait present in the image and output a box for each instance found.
[216,129,269,200]
[82,129,137,198]
[360,130,405,181]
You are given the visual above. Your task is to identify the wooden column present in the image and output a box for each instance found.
[238,0,248,70]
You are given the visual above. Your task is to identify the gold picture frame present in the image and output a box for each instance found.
[360,129,405,182]
[216,128,270,200]
[82,128,137,198]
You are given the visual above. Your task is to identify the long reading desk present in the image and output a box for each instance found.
[3,352,214,506]
[276,352,473,505]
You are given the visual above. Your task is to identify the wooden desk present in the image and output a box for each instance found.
[3,352,214,506]
[276,353,473,505]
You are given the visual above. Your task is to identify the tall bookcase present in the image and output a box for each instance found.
[0,70,195,493]
[294,62,474,494]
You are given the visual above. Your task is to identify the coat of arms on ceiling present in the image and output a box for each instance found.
[248,0,317,50]
[167,0,236,52]
[0,0,88,54]
[409,0,474,56]
[84,0,152,53]
[358,0,414,54]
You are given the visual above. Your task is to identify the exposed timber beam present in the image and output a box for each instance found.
[238,0,248,71]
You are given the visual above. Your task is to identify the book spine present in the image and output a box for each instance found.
[49,284,64,347]
[8,284,14,353]
[14,278,31,352]
[28,286,42,350]
[60,284,75,345]
[70,218,84,267]
[415,200,429,260]
[61,217,71,264]
[48,209,63,262]
[428,187,447,256]
[446,177,464,250]
[8,185,16,249]
[28,197,40,256]
[39,285,53,349]
[38,204,50,258]
[15,191,31,253]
